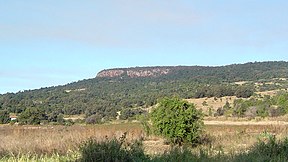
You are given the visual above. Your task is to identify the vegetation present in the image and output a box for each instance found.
[1,122,288,161]
[0,110,10,124]
[2,61,288,161]
[79,133,148,162]
[3,135,288,162]
[212,92,288,118]
[0,153,78,162]
[150,98,204,145]
[18,107,47,125]
[1,61,288,123]
[77,133,288,162]
[232,133,288,162]
[120,108,147,120]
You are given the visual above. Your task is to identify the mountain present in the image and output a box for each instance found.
[96,61,288,80]
[1,61,288,120]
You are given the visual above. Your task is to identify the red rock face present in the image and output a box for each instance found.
[97,70,125,78]
[97,68,171,78]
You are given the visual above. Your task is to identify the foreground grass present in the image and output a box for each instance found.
[1,122,288,161]
[0,123,144,157]
[77,133,288,162]
[0,153,78,162]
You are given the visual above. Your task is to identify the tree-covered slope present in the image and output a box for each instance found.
[1,61,288,120]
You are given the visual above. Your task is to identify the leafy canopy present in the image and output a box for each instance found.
[18,107,47,125]
[151,98,204,145]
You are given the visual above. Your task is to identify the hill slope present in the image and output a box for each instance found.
[1,61,288,120]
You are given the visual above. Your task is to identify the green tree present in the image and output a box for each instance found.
[235,86,254,98]
[0,110,10,124]
[48,111,65,124]
[150,98,204,145]
[18,107,47,125]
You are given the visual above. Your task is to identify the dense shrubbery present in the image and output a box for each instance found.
[194,85,254,98]
[119,108,147,120]
[150,98,204,145]
[18,107,47,125]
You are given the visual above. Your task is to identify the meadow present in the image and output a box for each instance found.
[1,120,288,161]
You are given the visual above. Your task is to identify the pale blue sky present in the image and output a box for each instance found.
[1,0,288,94]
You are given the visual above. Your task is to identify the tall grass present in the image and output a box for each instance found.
[78,133,149,162]
[0,153,78,162]
[1,123,288,161]
[78,135,288,162]
[0,123,144,158]
[232,134,288,162]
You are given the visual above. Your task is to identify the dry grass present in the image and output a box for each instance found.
[0,123,144,156]
[204,124,288,154]
[1,121,288,158]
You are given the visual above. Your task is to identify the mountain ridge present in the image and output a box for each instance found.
[1,61,288,121]
[96,61,288,80]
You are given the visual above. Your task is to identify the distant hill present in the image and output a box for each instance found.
[1,61,288,120]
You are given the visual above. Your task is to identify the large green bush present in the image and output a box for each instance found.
[150,98,204,145]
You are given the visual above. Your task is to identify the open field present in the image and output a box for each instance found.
[1,120,288,161]
[0,123,144,158]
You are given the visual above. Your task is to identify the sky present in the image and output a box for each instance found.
[1,0,288,94]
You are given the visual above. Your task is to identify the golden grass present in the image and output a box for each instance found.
[204,124,288,153]
[1,121,288,158]
[0,123,144,156]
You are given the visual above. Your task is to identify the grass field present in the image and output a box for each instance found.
[1,120,288,161]
[0,123,143,161]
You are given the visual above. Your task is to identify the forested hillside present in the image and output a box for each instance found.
[1,61,288,122]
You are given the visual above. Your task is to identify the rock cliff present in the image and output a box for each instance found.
[97,67,171,78]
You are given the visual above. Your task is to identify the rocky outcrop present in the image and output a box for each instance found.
[97,67,171,78]
[127,68,170,78]
[97,70,125,78]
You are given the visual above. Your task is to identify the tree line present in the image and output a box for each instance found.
[0,61,288,124]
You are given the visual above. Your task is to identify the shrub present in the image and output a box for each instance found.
[78,133,148,162]
[85,114,103,124]
[232,135,288,162]
[48,112,65,124]
[214,107,225,117]
[120,108,146,120]
[138,114,151,136]
[235,86,254,98]
[150,98,204,145]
